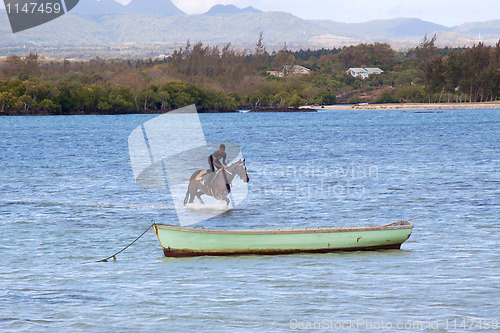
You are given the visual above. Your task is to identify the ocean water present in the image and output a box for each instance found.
[0,109,498,332]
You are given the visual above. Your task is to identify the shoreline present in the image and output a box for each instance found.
[302,102,500,111]
[1,102,499,116]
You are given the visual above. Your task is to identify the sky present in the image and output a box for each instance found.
[164,0,500,27]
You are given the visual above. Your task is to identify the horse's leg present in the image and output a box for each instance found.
[188,183,197,204]
[184,181,193,205]
[196,191,204,204]
[224,196,230,206]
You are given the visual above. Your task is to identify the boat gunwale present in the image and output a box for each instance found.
[153,221,413,235]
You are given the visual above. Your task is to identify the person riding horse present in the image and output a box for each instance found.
[184,159,249,206]
[209,144,227,172]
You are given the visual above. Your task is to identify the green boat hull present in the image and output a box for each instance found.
[152,221,414,257]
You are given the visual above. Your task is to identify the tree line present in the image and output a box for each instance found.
[1,36,499,115]
[0,75,240,114]
[423,38,500,103]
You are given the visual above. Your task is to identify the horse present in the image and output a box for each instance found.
[184,159,249,206]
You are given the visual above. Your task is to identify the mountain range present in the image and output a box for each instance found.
[71,1,261,17]
[1,0,499,52]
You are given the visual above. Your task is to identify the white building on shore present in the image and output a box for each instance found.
[346,67,384,79]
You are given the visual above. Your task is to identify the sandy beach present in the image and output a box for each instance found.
[302,102,500,111]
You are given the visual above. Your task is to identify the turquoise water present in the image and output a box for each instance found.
[1,109,498,332]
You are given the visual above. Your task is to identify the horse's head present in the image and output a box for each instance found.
[235,159,250,183]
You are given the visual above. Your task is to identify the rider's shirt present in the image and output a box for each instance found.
[211,150,226,167]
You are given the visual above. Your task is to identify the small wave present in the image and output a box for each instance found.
[184,201,232,212]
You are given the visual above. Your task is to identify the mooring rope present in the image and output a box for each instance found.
[97,221,155,262]
[404,215,425,222]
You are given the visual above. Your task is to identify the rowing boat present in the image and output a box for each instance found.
[152,220,414,257]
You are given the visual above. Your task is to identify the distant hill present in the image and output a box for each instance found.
[454,19,500,35]
[312,18,451,40]
[205,4,262,16]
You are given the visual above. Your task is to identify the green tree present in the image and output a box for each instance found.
[56,82,80,113]
[22,77,55,104]
[75,84,104,112]
[424,56,446,102]
[314,90,337,105]
[414,34,438,70]
[394,86,425,103]
[134,87,159,112]
[0,91,16,113]
[443,51,464,102]
[376,90,396,103]
[459,43,491,102]
[270,49,295,74]
[336,43,397,70]
[38,99,61,113]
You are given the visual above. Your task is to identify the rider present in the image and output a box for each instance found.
[208,144,231,193]
[209,144,227,172]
